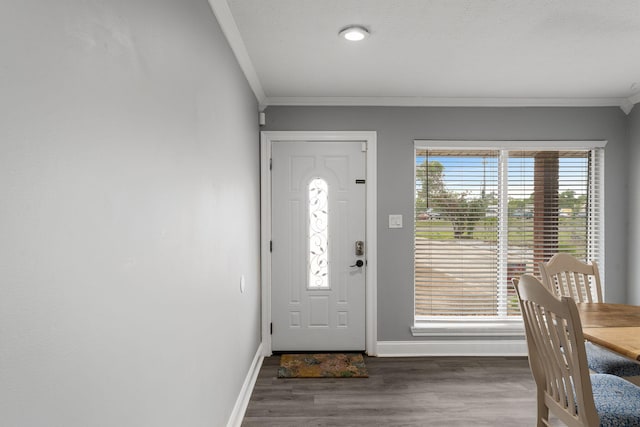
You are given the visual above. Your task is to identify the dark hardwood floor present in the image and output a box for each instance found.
[242,355,562,426]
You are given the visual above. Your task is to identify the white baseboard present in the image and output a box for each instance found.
[226,342,264,427]
[376,339,528,357]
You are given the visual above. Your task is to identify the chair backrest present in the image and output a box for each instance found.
[538,253,603,303]
[514,274,600,427]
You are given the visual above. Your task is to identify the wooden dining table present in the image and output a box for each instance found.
[576,302,640,362]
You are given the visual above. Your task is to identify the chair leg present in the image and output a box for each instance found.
[537,394,549,427]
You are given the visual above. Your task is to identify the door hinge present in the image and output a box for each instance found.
[270,322,273,335]
[270,240,273,252]
[269,158,272,170]
[361,142,367,152]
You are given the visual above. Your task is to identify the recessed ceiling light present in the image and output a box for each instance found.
[339,26,369,41]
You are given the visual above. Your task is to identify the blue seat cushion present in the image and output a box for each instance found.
[591,374,640,426]
[586,342,640,377]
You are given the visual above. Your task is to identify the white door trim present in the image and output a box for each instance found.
[260,131,377,356]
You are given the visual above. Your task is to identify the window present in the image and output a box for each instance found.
[309,178,329,289]
[414,141,605,328]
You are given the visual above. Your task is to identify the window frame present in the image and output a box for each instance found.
[412,140,606,337]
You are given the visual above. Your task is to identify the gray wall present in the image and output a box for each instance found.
[0,1,261,426]
[629,107,640,305]
[263,106,630,341]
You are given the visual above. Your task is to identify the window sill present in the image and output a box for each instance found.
[411,318,525,338]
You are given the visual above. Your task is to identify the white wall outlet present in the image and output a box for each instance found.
[389,214,403,228]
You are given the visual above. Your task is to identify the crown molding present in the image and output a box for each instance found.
[267,96,633,111]
[620,98,634,115]
[624,92,640,114]
[208,0,267,108]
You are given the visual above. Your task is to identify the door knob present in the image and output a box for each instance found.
[350,260,364,268]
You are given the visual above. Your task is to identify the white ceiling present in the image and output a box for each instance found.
[211,0,640,111]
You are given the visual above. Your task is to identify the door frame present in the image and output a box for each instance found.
[260,131,377,356]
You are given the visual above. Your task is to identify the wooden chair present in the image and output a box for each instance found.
[539,253,640,379]
[538,253,603,303]
[514,275,640,427]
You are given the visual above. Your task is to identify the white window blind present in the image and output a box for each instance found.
[414,143,604,319]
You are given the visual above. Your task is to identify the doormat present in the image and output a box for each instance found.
[277,353,368,378]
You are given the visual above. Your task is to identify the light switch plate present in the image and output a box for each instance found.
[389,214,403,228]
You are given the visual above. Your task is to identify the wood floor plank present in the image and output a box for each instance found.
[242,355,563,426]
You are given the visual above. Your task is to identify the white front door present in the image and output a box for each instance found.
[271,141,366,351]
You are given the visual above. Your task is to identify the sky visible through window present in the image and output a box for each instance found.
[416,155,588,197]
